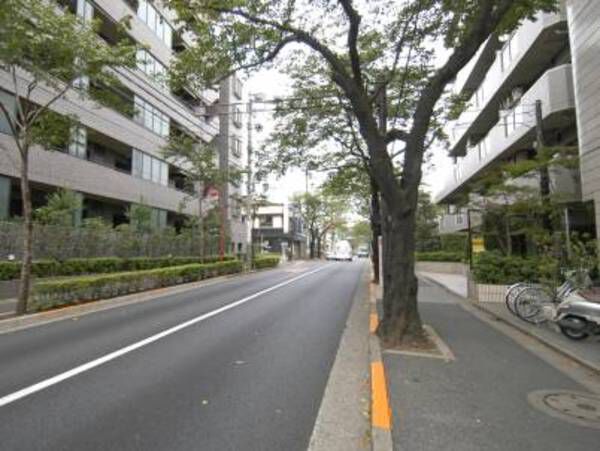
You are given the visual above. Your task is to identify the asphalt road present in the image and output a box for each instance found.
[0,260,366,451]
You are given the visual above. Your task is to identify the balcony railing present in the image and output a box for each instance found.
[447,9,567,155]
[435,64,574,203]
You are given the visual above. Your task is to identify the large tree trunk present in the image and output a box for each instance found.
[377,199,424,346]
[17,149,32,315]
[316,234,322,258]
[309,229,316,259]
[369,178,381,284]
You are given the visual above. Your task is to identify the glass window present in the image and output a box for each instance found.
[68,126,87,159]
[142,153,152,180]
[132,149,142,177]
[152,158,161,183]
[146,5,156,33]
[163,24,172,48]
[77,0,93,23]
[144,106,154,131]
[137,0,147,22]
[160,161,169,186]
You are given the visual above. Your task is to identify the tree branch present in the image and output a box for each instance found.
[338,0,363,85]
[386,128,409,143]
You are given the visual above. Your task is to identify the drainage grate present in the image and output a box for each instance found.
[528,390,600,429]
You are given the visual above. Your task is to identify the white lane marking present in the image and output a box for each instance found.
[0,264,330,408]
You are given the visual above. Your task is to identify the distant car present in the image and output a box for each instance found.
[333,240,353,261]
[357,250,369,258]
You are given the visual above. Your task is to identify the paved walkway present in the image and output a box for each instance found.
[383,280,600,451]
[419,271,600,373]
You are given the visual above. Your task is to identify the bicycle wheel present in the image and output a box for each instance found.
[514,287,554,324]
[505,283,530,315]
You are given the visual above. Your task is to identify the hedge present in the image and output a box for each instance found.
[415,251,464,262]
[252,256,280,269]
[0,255,235,281]
[30,260,243,312]
[471,252,555,284]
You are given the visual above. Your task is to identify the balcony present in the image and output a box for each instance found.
[0,134,198,216]
[448,8,568,157]
[435,64,576,203]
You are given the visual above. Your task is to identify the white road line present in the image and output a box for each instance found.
[0,264,330,408]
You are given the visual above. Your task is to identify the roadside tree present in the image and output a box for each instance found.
[167,0,560,345]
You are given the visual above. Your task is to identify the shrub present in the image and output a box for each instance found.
[415,251,464,262]
[31,260,244,312]
[0,255,236,280]
[252,256,280,269]
[440,233,468,253]
[471,252,553,284]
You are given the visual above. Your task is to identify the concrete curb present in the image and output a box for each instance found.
[418,274,600,376]
[368,283,394,451]
[0,265,286,335]
[307,264,371,451]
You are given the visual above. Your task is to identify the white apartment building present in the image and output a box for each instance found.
[0,0,247,251]
[252,202,306,259]
[435,1,599,246]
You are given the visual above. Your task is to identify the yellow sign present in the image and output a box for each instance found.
[472,237,485,254]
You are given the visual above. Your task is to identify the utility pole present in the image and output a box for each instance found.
[246,96,254,266]
[535,99,553,233]
[375,81,387,292]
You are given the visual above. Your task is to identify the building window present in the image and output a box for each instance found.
[136,49,168,87]
[260,215,273,227]
[233,77,243,99]
[77,0,94,23]
[232,138,242,158]
[68,125,87,159]
[137,0,173,47]
[134,96,170,137]
[132,149,169,186]
[233,106,242,127]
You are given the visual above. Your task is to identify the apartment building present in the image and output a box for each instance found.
[217,76,247,254]
[567,0,600,244]
[434,1,598,248]
[0,0,245,247]
[252,202,306,259]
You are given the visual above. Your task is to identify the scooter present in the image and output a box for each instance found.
[554,289,600,340]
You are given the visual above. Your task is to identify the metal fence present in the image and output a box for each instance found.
[0,222,221,260]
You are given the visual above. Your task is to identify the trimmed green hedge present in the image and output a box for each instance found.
[0,255,235,281]
[415,251,464,262]
[31,260,243,312]
[471,252,554,284]
[252,256,280,269]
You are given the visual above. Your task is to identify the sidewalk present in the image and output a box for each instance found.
[382,280,600,451]
[419,271,600,374]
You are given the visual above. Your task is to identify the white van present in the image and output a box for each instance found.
[333,240,353,261]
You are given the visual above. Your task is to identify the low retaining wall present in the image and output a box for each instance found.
[0,279,18,300]
[415,262,468,275]
[474,284,509,303]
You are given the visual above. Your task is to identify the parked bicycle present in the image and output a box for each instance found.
[506,269,590,325]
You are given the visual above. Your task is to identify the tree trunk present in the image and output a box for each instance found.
[316,234,322,259]
[17,148,32,315]
[369,178,381,284]
[309,229,316,259]
[377,200,424,346]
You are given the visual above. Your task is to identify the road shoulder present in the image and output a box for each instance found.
[308,264,371,451]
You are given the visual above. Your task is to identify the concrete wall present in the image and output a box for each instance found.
[415,262,469,275]
[567,0,600,239]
